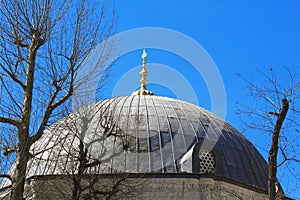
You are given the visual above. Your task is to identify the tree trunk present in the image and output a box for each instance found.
[268,98,289,200]
[10,131,30,200]
[72,141,87,200]
[9,39,39,200]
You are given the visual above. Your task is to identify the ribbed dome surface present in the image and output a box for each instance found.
[2,95,269,190]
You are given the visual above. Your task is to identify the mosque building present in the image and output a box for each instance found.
[0,50,292,199]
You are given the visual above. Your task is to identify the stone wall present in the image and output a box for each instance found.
[1,174,291,199]
[24,175,270,199]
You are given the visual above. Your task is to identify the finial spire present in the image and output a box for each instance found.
[132,49,154,96]
[142,49,147,59]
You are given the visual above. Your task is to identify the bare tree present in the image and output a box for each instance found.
[0,0,115,199]
[23,99,142,199]
[237,67,300,199]
[65,101,139,200]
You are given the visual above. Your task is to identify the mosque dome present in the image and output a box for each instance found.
[22,95,269,191]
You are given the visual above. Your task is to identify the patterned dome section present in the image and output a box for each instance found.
[4,95,268,190]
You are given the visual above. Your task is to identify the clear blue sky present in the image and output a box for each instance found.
[106,0,300,125]
[99,1,300,198]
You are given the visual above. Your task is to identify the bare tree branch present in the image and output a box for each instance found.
[0,174,11,181]
[0,117,20,127]
[277,146,300,167]
[237,67,300,199]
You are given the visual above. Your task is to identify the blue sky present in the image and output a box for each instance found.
[106,0,300,125]
[98,1,300,198]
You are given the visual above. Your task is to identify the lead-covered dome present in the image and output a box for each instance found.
[2,95,269,191]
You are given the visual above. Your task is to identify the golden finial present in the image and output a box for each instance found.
[142,49,147,59]
[131,49,154,96]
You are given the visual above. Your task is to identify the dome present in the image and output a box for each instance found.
[15,95,269,191]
